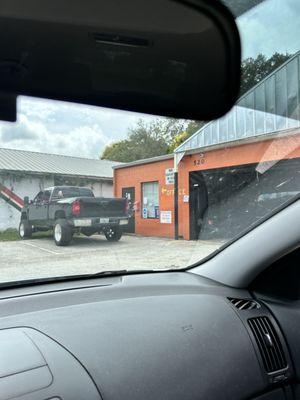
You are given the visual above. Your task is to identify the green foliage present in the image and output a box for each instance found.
[0,229,20,241]
[101,119,186,162]
[185,120,206,137]
[240,52,292,95]
[169,121,206,152]
[101,118,207,162]
[101,140,137,163]
[168,131,190,153]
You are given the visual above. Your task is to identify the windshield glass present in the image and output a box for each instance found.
[0,0,300,283]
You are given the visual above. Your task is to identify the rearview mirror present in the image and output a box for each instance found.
[0,0,240,121]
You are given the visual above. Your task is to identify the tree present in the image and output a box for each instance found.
[168,120,206,152]
[101,118,213,161]
[168,131,190,153]
[185,120,206,136]
[101,140,137,162]
[101,119,185,162]
[101,134,168,163]
[240,52,292,95]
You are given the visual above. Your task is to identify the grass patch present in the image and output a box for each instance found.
[0,228,53,242]
[0,229,20,241]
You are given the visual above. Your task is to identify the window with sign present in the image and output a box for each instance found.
[142,182,159,219]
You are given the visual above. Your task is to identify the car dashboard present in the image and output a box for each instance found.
[0,271,297,400]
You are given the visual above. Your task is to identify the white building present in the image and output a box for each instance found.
[0,148,120,230]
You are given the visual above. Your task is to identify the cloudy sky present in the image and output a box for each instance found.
[0,0,300,159]
[0,97,154,159]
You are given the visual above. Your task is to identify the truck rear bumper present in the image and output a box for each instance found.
[72,217,129,228]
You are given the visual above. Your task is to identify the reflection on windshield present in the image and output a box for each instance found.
[177,52,300,153]
[173,51,300,242]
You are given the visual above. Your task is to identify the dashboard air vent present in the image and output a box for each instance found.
[248,317,287,373]
[228,297,260,310]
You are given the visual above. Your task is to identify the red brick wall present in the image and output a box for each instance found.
[114,132,300,240]
[114,158,175,238]
[178,132,300,239]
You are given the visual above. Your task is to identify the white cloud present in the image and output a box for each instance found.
[0,113,47,142]
[0,120,109,158]
[0,96,155,158]
[19,97,57,120]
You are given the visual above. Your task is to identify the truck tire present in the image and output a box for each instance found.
[19,220,32,239]
[104,226,122,242]
[54,219,72,246]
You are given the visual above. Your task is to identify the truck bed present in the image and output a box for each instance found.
[58,197,127,218]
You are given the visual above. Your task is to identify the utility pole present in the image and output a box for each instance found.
[173,152,184,240]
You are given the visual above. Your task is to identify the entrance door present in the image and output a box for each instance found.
[189,172,208,240]
[122,187,135,233]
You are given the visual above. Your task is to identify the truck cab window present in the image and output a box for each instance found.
[33,191,51,205]
[43,190,51,204]
[33,191,43,205]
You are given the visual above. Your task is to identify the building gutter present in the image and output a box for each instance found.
[0,170,113,181]
[113,154,174,169]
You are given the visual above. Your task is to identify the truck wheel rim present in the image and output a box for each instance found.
[19,223,24,237]
[55,224,62,241]
[107,228,114,238]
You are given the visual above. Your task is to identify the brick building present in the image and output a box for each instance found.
[114,52,300,240]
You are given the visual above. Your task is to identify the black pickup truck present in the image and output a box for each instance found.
[19,186,129,246]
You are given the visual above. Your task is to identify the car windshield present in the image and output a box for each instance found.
[0,0,300,283]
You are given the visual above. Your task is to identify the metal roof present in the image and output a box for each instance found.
[113,153,173,169]
[0,148,121,179]
[176,51,300,154]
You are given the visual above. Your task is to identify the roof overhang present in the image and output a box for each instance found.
[176,127,300,158]
[0,170,113,181]
[113,154,174,170]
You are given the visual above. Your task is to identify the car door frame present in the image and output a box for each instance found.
[28,190,51,227]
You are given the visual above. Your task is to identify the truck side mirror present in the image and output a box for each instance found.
[23,196,29,206]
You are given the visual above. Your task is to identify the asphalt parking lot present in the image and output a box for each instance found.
[0,234,222,283]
